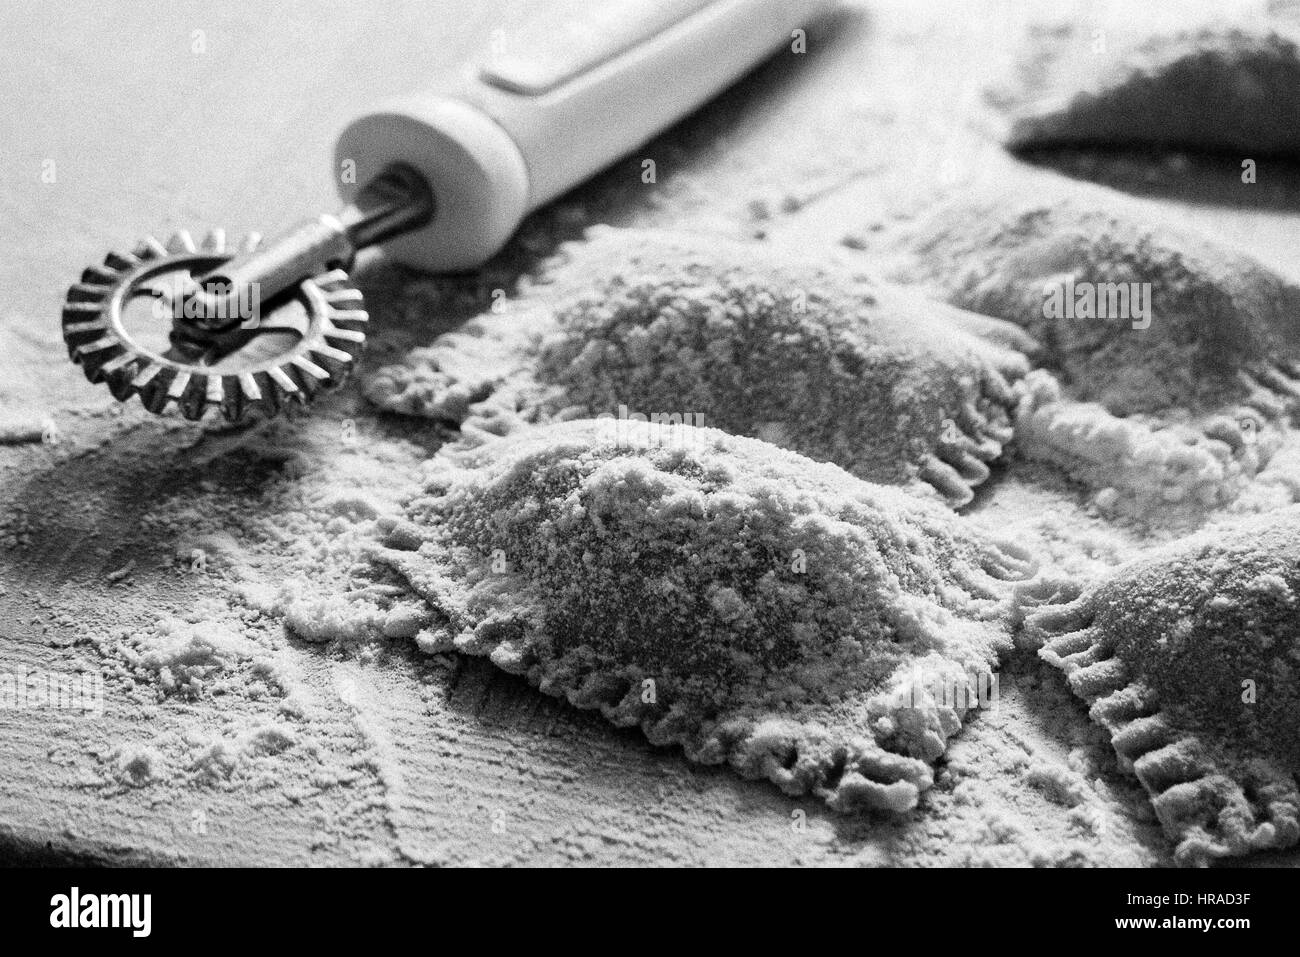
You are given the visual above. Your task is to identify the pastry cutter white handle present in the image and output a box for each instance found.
[336,0,838,272]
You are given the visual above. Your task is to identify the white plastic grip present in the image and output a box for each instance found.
[334,0,838,272]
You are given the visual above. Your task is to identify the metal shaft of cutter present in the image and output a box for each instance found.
[184,164,435,329]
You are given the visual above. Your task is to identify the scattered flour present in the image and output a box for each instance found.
[95,613,272,701]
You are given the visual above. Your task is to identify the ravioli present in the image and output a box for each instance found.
[1025,507,1300,863]
[367,419,1037,813]
[999,24,1300,157]
[867,189,1300,516]
[365,227,1032,506]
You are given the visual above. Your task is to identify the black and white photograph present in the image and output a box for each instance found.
[0,0,1296,927]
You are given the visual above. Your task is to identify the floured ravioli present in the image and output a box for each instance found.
[854,188,1300,517]
[998,23,1300,157]
[1026,507,1300,863]
[364,419,1037,814]
[364,227,1032,506]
